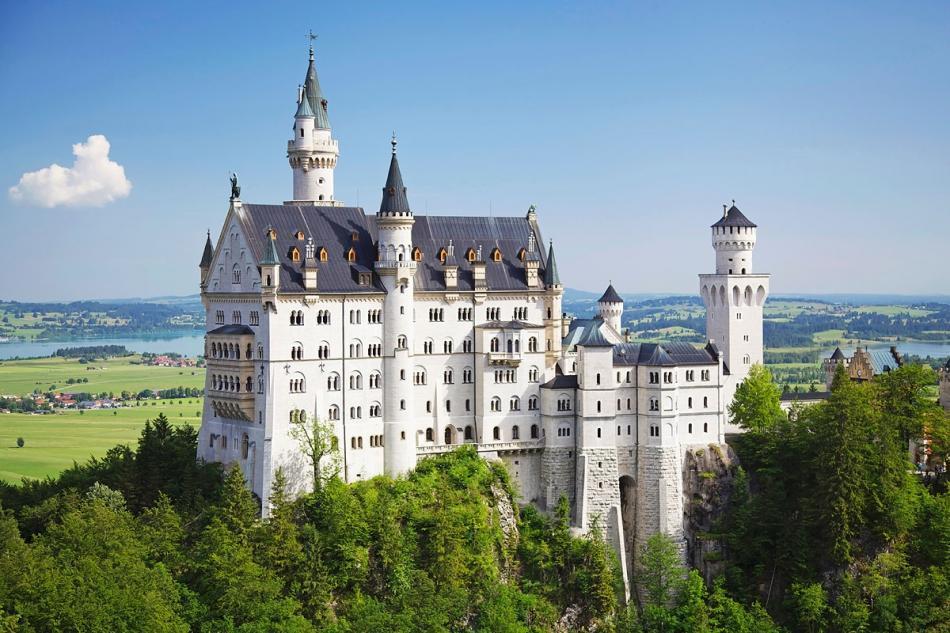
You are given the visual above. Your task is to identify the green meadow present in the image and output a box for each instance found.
[0,355,204,396]
[0,399,202,482]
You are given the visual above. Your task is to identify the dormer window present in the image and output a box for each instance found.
[517,247,526,261]
[358,272,371,286]
[466,247,477,262]
[289,247,300,262]
[346,247,357,263]
[438,247,447,264]
[295,231,305,240]
[490,248,502,262]
[318,247,328,262]
[351,231,360,242]
[412,247,422,262]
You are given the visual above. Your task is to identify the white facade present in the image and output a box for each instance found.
[196,49,768,593]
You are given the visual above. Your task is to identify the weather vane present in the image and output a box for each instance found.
[308,30,318,54]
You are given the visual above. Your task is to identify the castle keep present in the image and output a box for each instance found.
[197,45,769,586]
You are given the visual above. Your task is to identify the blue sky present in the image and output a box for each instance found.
[1,0,948,301]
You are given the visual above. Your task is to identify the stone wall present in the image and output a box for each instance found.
[577,447,621,532]
[635,444,685,558]
[499,452,542,505]
[541,447,575,511]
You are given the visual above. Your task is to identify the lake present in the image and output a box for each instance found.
[0,333,205,360]
[826,341,950,360]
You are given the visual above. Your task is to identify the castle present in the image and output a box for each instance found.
[196,45,769,586]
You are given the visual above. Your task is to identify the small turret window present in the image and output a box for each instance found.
[517,247,526,261]
[290,247,300,262]
[438,247,447,263]
[466,248,477,262]
[295,231,305,240]
[490,247,502,262]
[346,247,357,262]
[412,247,422,262]
[318,247,328,262]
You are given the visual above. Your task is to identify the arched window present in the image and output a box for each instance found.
[490,247,502,262]
[328,405,339,421]
[290,247,300,262]
[444,427,453,445]
[464,426,473,441]
[512,425,520,440]
[411,246,422,262]
[530,424,539,439]
[528,337,538,352]
[426,428,434,441]
[510,396,520,411]
[491,337,500,352]
[241,433,249,459]
[346,247,357,262]
[493,426,500,440]
[703,396,708,408]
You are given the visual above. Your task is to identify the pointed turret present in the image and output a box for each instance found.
[295,89,315,118]
[543,240,561,286]
[598,283,623,304]
[260,228,281,266]
[199,231,213,268]
[199,231,214,289]
[378,136,411,216]
[598,283,624,334]
[303,45,330,129]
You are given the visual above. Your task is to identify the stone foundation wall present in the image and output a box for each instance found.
[499,453,542,505]
[577,447,621,533]
[541,447,575,511]
[635,444,685,558]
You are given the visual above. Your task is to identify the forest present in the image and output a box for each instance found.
[1,363,948,631]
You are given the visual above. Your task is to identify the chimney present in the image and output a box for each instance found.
[472,245,487,290]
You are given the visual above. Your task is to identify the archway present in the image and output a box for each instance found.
[619,475,637,581]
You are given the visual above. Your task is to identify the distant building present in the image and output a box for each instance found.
[823,345,902,390]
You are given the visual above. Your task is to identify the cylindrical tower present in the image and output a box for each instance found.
[287,46,340,205]
[597,283,624,334]
[375,137,417,476]
[712,203,757,274]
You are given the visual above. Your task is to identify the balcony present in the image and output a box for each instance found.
[488,351,521,367]
[416,439,543,456]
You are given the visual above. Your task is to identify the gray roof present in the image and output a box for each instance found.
[303,50,330,129]
[598,284,623,304]
[613,342,718,367]
[867,349,901,374]
[543,240,560,286]
[237,204,384,294]
[712,204,756,228]
[208,324,255,335]
[379,152,411,215]
[388,214,554,292]
[199,232,214,267]
[541,374,578,390]
[577,324,613,347]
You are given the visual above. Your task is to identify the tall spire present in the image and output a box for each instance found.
[543,239,560,286]
[302,37,330,129]
[260,228,281,266]
[378,137,411,215]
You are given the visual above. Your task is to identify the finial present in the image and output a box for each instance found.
[308,30,317,60]
[391,132,397,155]
[207,229,210,238]
[732,198,736,206]
[722,203,727,218]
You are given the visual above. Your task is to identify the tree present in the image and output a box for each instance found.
[289,412,340,492]
[729,364,785,432]
[637,532,685,608]
[15,438,23,448]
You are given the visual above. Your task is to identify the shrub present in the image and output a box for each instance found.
[16,437,24,448]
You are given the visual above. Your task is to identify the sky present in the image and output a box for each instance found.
[1,0,948,301]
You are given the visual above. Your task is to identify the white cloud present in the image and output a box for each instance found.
[9,134,132,208]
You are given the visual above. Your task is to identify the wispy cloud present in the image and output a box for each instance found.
[9,134,132,208]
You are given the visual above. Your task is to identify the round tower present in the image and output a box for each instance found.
[712,202,757,275]
[375,136,417,476]
[287,45,340,205]
[597,283,624,334]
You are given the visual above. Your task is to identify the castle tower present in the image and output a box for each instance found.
[823,347,847,389]
[375,136,417,476]
[699,203,770,425]
[597,284,624,335]
[287,44,340,205]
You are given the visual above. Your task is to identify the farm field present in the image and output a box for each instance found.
[0,354,204,396]
[0,399,202,482]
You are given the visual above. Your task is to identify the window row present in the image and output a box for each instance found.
[210,341,252,360]
[324,372,383,391]
[211,374,253,393]
[208,432,252,460]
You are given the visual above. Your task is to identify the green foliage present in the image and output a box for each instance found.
[728,364,785,432]
[721,364,950,630]
[0,438,627,631]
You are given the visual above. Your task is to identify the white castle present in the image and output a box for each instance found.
[196,45,770,586]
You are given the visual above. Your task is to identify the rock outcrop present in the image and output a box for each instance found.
[682,443,738,582]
